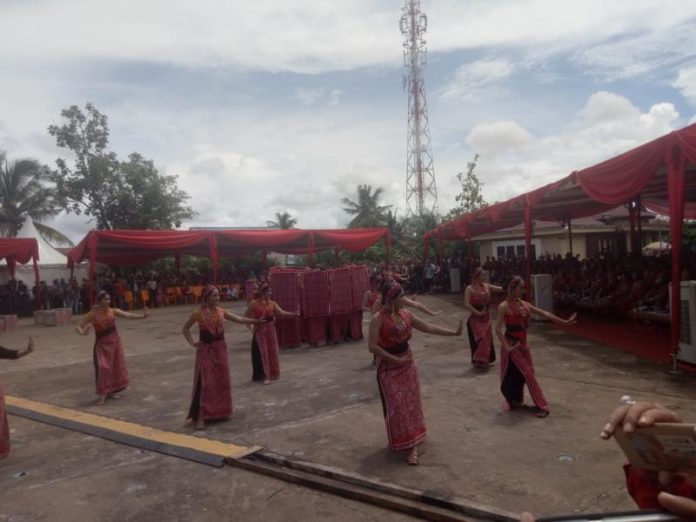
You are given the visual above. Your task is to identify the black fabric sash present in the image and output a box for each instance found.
[383,341,409,356]
[505,324,525,341]
[472,304,485,312]
[199,330,224,344]
[96,326,117,339]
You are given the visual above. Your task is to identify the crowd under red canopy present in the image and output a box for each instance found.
[426,123,696,365]
[67,227,391,305]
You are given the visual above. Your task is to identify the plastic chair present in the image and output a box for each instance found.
[140,289,150,308]
[124,291,134,310]
[191,286,203,304]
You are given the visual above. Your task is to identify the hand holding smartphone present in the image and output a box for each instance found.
[614,422,696,474]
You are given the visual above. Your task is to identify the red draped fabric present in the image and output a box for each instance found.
[68,228,389,266]
[575,135,668,204]
[0,238,39,265]
[643,198,696,219]
[0,238,40,293]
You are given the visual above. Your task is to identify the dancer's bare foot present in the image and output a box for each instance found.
[96,394,106,405]
[263,379,271,385]
[108,393,120,400]
[406,447,419,465]
[194,419,205,430]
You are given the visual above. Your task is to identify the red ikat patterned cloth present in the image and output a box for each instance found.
[328,268,353,314]
[269,270,300,313]
[301,271,330,318]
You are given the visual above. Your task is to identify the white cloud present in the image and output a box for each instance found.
[294,87,345,107]
[578,91,641,124]
[673,67,696,106]
[467,92,681,204]
[441,58,514,101]
[328,89,345,107]
[1,1,694,245]
[571,22,696,81]
[2,1,695,74]
[295,88,327,106]
[465,121,531,156]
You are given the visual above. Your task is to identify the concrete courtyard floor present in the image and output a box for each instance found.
[1,294,694,521]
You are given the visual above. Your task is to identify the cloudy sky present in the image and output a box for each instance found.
[2,0,696,243]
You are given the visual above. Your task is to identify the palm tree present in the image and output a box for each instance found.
[0,153,72,245]
[269,212,297,229]
[341,184,392,228]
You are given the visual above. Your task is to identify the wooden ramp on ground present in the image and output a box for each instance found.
[5,395,260,467]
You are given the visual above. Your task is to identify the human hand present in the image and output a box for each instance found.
[27,336,35,353]
[142,307,149,319]
[391,354,410,365]
[455,319,464,336]
[432,310,442,316]
[565,313,577,325]
[656,490,696,520]
[519,513,535,522]
[600,400,681,439]
[506,343,519,353]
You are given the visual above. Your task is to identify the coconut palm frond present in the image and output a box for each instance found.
[33,222,73,247]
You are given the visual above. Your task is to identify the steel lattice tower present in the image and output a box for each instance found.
[400,0,437,216]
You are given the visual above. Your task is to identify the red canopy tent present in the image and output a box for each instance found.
[67,228,391,305]
[0,237,41,296]
[426,123,696,366]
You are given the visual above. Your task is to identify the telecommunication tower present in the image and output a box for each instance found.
[400,0,437,216]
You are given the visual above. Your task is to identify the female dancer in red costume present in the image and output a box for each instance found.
[494,276,576,418]
[369,280,463,465]
[463,267,504,369]
[0,337,34,459]
[182,285,262,430]
[364,274,442,366]
[245,282,298,385]
[76,290,149,405]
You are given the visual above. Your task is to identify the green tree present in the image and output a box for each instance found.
[48,103,195,230]
[0,152,72,245]
[269,212,297,229]
[341,184,392,228]
[445,153,487,221]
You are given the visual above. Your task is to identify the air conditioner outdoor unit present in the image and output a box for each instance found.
[670,281,696,364]
[531,274,553,320]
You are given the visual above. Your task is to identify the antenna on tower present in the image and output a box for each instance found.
[400,0,437,217]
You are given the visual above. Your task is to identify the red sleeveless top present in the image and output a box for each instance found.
[378,308,413,349]
[196,306,225,336]
[469,284,491,309]
[504,298,530,342]
[91,307,116,333]
[249,299,275,321]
